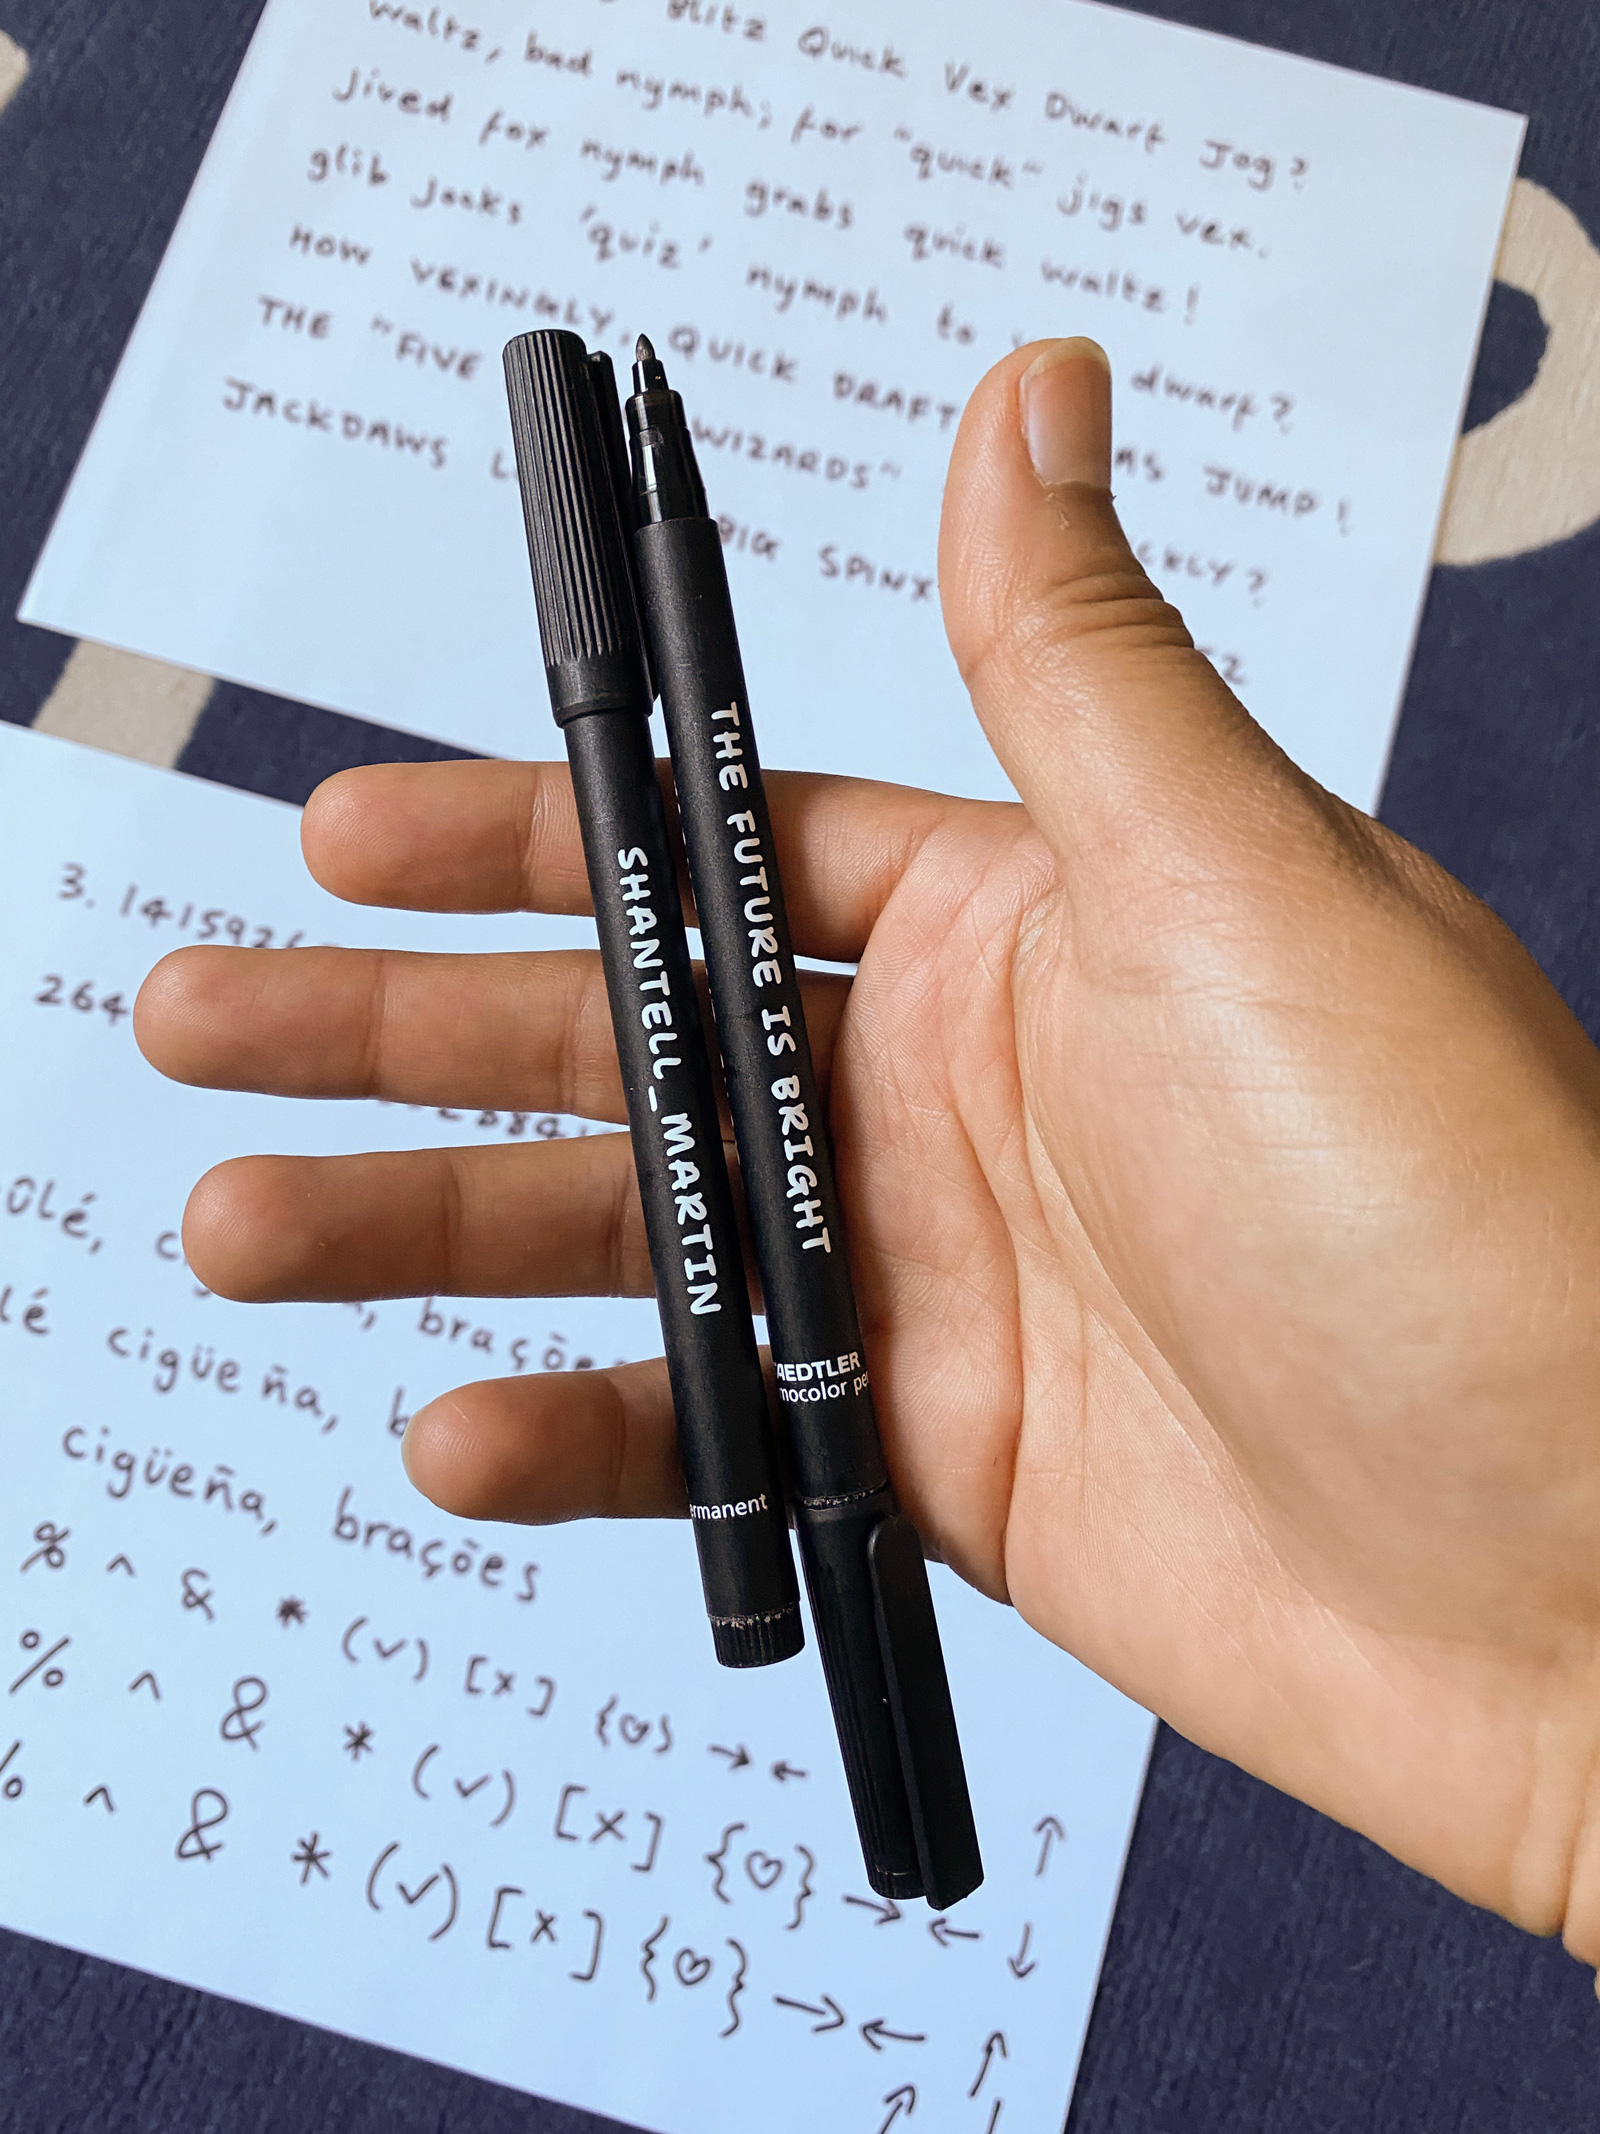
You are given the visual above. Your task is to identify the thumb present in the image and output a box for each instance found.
[939,339,1307,869]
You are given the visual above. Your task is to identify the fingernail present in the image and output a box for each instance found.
[1020,338,1112,488]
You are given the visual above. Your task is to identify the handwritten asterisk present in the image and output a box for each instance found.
[276,1597,307,1626]
[292,1832,331,1884]
[343,1722,375,1762]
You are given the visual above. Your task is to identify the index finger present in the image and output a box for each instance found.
[301,758,973,966]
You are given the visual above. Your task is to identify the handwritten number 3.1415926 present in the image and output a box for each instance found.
[57,861,306,949]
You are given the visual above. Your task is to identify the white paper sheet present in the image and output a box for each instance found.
[20,0,1521,810]
[0,722,1153,2134]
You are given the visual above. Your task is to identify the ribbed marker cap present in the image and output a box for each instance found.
[711,1606,806,1670]
[503,330,651,724]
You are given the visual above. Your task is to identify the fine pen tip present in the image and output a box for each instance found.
[632,333,669,397]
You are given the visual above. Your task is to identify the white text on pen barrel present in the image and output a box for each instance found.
[616,846,723,1316]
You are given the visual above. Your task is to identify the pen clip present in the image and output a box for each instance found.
[868,1514,984,1911]
[587,348,656,705]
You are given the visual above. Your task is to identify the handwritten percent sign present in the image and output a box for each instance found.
[9,1629,69,1695]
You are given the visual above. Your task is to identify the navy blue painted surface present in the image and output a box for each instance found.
[3,0,1600,2127]
[180,682,478,804]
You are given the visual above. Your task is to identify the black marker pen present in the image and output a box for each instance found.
[625,336,982,1908]
[502,328,802,1669]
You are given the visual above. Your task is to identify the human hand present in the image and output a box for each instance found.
[135,339,1600,1968]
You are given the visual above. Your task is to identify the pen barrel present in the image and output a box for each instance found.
[635,516,982,1906]
[635,517,883,1502]
[565,707,802,1668]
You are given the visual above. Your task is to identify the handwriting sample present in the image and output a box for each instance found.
[0,723,1153,2133]
[19,0,1522,809]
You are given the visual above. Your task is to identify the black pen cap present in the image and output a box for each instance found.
[503,330,650,724]
[587,347,656,705]
[870,1515,984,1909]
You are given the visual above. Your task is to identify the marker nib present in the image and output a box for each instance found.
[632,333,669,396]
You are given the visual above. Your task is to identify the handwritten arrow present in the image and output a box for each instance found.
[969,2031,1008,2098]
[929,1915,980,1948]
[709,1743,750,1771]
[774,1993,846,2033]
[771,1759,808,1782]
[843,1893,902,1926]
[879,2085,916,2133]
[1008,1923,1036,1979]
[1033,1815,1065,1877]
[861,2018,927,2052]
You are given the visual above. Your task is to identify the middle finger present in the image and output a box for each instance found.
[137,943,850,1120]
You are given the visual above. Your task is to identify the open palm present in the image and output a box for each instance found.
[136,343,1600,1969]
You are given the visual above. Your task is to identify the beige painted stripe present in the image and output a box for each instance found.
[1438,178,1600,566]
[0,31,27,116]
[35,640,216,769]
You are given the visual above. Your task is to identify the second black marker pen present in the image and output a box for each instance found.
[624,336,983,1908]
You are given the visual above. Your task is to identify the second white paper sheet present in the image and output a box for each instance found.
[0,723,1151,2134]
[21,0,1521,809]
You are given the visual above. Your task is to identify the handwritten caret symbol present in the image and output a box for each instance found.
[220,1676,269,1751]
[175,1788,230,1862]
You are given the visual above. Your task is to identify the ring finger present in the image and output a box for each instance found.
[184,1134,670,1305]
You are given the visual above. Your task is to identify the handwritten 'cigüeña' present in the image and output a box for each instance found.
[62,1422,276,1534]
[103,1323,340,1429]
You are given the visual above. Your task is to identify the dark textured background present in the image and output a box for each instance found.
[3,0,1599,2126]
